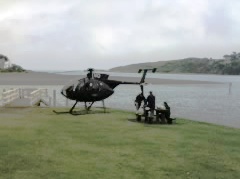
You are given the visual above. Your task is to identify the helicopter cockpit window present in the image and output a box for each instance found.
[71,80,80,91]
[62,80,79,92]
[78,79,84,88]
[85,80,99,91]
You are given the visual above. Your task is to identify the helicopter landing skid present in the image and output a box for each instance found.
[52,109,107,115]
[52,110,71,114]
[53,101,106,115]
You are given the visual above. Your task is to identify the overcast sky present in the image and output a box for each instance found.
[1,0,240,70]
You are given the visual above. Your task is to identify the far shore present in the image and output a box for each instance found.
[0,71,221,86]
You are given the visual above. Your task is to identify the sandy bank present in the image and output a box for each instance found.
[0,71,221,85]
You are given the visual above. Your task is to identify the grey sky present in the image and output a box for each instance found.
[0,0,240,70]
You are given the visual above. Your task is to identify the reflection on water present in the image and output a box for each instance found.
[1,73,240,128]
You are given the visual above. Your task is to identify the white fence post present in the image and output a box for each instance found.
[53,90,56,107]
[49,97,52,106]
[66,98,69,107]
[19,88,21,98]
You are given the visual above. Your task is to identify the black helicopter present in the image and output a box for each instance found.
[57,68,156,114]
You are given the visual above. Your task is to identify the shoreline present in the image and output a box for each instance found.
[0,71,221,85]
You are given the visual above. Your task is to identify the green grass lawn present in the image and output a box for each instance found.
[0,107,239,179]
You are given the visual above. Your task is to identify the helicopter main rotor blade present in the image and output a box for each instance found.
[139,68,157,84]
[138,68,157,96]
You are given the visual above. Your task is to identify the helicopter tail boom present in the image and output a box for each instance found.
[103,80,139,89]
[103,68,157,90]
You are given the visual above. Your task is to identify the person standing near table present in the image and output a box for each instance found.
[135,93,145,110]
[146,91,155,119]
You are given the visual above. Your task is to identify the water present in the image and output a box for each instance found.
[1,72,240,128]
[57,70,240,83]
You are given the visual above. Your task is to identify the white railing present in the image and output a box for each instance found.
[39,88,48,98]
[2,88,20,106]
[1,88,49,106]
[21,88,37,98]
[27,88,48,105]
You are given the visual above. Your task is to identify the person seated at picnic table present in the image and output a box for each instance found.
[163,102,175,124]
[155,104,167,124]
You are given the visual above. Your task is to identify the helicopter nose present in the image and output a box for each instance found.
[61,89,67,97]
[61,84,74,97]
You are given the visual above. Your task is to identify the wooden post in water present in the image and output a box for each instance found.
[229,82,232,95]
[53,90,56,107]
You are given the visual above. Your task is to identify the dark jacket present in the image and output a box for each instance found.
[147,94,155,109]
[164,102,171,119]
[135,94,145,105]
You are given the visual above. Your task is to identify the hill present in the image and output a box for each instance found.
[110,57,240,75]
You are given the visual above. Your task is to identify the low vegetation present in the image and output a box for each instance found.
[0,107,239,179]
[0,64,26,73]
[0,54,26,72]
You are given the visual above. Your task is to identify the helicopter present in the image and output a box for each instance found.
[55,68,157,114]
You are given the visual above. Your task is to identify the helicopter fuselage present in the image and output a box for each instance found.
[61,77,116,102]
[57,68,156,113]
